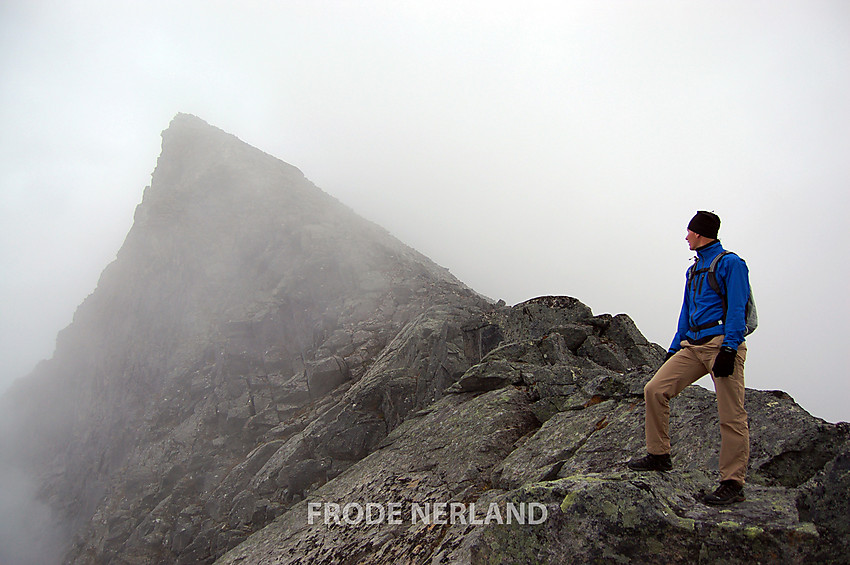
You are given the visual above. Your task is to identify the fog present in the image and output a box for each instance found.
[1,0,848,436]
[0,460,67,565]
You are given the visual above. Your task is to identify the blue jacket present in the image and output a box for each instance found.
[669,240,750,352]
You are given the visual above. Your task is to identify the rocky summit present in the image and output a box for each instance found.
[1,115,848,565]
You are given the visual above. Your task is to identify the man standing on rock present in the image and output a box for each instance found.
[628,211,751,505]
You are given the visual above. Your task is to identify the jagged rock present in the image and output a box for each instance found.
[340,305,477,431]
[746,390,849,487]
[461,319,504,364]
[275,458,331,500]
[492,399,633,489]
[449,359,523,393]
[797,440,850,562]
[495,296,593,342]
[305,355,349,398]
[577,334,632,371]
[215,387,540,565]
[605,313,666,367]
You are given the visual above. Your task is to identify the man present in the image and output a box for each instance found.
[628,211,751,505]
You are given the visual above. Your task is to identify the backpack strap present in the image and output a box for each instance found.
[705,251,732,296]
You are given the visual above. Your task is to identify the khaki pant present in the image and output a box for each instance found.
[644,335,749,484]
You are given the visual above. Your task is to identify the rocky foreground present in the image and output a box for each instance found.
[214,296,850,565]
[0,115,847,564]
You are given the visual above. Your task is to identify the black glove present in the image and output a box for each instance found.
[712,346,737,378]
[663,350,676,363]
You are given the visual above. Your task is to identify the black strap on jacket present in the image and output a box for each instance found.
[687,251,733,333]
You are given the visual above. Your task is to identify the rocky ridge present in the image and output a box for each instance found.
[0,115,846,564]
[216,300,850,564]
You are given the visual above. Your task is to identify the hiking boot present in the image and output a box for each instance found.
[703,480,745,505]
[627,453,672,472]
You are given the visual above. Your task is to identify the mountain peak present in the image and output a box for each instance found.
[1,117,846,565]
[147,113,303,203]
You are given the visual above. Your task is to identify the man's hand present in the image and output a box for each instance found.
[712,346,737,378]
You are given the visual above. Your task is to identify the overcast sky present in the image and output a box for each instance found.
[1,1,848,423]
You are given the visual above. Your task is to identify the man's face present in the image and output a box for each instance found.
[685,229,701,250]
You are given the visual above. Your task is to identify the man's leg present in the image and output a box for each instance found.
[643,345,709,456]
[711,343,749,484]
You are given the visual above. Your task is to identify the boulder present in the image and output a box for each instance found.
[305,356,349,399]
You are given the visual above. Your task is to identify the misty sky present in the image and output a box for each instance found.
[1,1,848,423]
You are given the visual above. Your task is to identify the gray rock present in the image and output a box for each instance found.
[549,323,593,352]
[216,387,539,565]
[459,471,820,564]
[449,359,522,393]
[275,458,331,500]
[797,438,850,562]
[492,399,630,489]
[305,355,349,399]
[576,334,632,371]
[462,320,504,364]
[495,296,593,343]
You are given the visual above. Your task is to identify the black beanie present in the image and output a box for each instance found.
[687,211,720,239]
